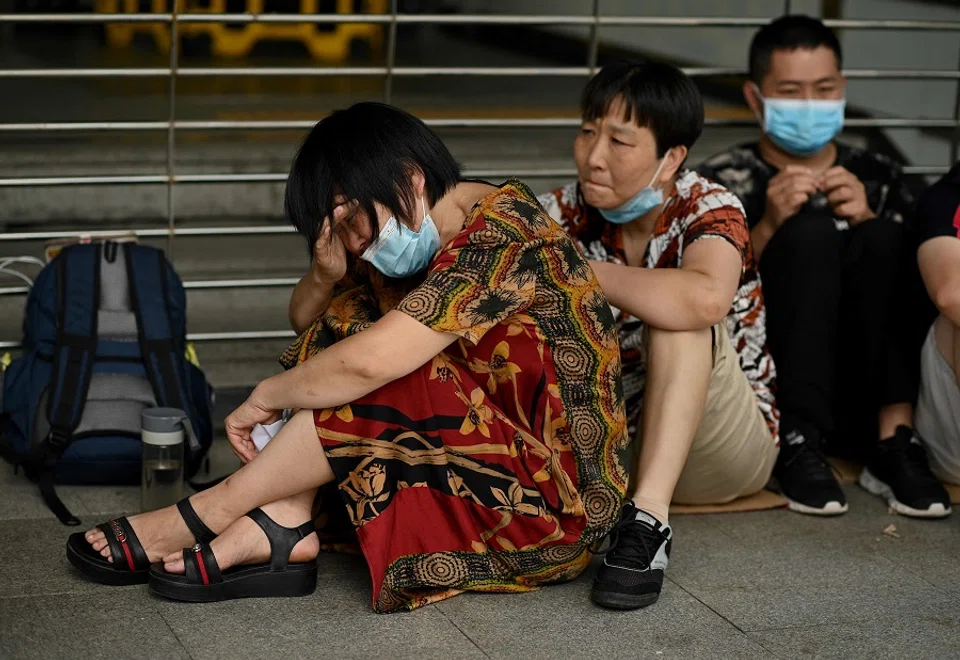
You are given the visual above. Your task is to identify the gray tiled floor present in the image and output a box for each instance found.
[1,455,958,660]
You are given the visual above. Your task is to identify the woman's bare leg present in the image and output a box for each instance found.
[160,488,320,574]
[84,409,334,562]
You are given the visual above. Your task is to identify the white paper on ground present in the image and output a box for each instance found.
[251,409,292,452]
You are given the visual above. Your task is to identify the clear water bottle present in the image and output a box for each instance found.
[141,407,193,512]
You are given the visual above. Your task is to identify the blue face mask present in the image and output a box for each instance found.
[597,157,668,224]
[361,197,441,278]
[758,88,845,157]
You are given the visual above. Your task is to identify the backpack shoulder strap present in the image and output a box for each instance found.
[125,244,198,450]
[36,243,100,526]
[46,243,100,449]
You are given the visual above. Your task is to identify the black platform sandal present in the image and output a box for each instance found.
[65,497,217,586]
[149,508,317,602]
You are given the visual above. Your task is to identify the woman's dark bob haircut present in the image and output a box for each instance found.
[285,102,462,252]
[581,59,703,157]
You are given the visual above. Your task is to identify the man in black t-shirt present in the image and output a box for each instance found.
[915,162,960,486]
[698,15,949,518]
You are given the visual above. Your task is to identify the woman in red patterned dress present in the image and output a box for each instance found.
[71,102,627,612]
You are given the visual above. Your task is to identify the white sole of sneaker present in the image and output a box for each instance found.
[858,468,952,519]
[785,498,848,516]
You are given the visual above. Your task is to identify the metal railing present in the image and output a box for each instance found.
[1,8,959,346]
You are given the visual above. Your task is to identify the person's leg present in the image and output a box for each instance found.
[759,212,844,439]
[915,316,960,490]
[671,325,778,505]
[591,325,712,611]
[160,487,320,574]
[842,219,951,516]
[85,408,334,563]
[628,325,713,525]
[835,217,911,455]
[759,212,847,514]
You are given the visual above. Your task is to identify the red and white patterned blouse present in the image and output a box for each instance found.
[538,169,779,443]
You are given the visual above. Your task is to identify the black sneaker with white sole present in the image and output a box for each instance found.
[591,502,672,611]
[773,421,848,516]
[859,425,951,519]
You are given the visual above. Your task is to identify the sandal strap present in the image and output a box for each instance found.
[183,542,223,586]
[245,508,315,572]
[177,498,217,545]
[97,517,150,572]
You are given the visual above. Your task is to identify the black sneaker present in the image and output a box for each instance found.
[591,502,672,610]
[859,425,952,519]
[773,421,848,516]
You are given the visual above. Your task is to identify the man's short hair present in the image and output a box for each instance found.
[748,15,843,84]
[580,59,704,157]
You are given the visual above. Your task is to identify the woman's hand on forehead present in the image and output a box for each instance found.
[330,198,359,230]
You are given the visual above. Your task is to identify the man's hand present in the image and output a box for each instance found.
[820,166,875,225]
[760,165,819,231]
[225,390,280,464]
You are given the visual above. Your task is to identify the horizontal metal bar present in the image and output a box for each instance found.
[0,118,585,132]
[0,286,29,296]
[0,329,298,349]
[3,67,959,79]
[0,277,299,297]
[902,165,951,175]
[2,14,960,31]
[0,165,948,240]
[0,226,295,241]
[0,168,579,189]
[184,277,298,289]
[3,117,958,133]
[184,330,296,341]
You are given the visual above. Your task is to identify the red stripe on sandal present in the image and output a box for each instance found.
[193,545,210,585]
[110,520,137,572]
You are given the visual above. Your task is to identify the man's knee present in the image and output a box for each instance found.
[772,211,841,252]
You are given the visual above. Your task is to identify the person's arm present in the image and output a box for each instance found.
[875,162,915,227]
[288,271,336,335]
[750,221,776,260]
[590,237,743,331]
[228,310,459,461]
[262,310,456,411]
[919,237,960,327]
[288,222,349,334]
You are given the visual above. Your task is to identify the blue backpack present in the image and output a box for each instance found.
[0,241,214,525]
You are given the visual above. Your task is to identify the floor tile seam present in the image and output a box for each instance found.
[663,576,749,635]
[431,604,493,659]
[156,601,198,660]
[734,613,959,634]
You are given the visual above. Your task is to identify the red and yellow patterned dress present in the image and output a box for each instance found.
[281,180,628,613]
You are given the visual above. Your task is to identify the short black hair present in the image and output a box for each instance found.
[749,15,843,84]
[284,102,461,253]
[580,59,704,157]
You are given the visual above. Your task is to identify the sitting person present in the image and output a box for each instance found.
[697,15,949,518]
[66,102,629,613]
[539,60,779,611]
[915,161,960,489]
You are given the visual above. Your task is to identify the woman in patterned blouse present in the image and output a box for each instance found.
[539,60,780,612]
[74,102,628,613]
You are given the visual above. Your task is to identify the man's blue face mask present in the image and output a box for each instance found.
[755,85,845,157]
[361,197,440,279]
